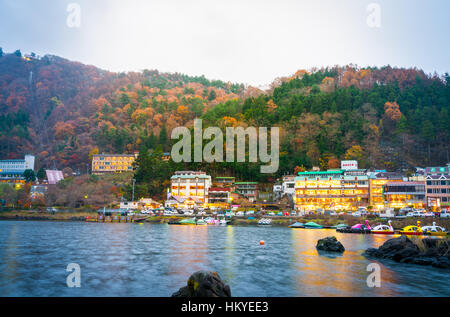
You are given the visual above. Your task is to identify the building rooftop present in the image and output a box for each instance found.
[297,170,343,176]
[234,182,258,185]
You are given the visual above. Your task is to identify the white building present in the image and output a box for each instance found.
[0,155,35,183]
[274,175,295,201]
[168,171,212,209]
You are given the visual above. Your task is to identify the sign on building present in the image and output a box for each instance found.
[341,160,358,170]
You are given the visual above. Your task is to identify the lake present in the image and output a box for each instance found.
[0,221,449,297]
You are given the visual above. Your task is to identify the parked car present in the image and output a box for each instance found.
[406,212,415,217]
[413,210,426,217]
[290,211,297,216]
[439,210,450,218]
[424,211,435,217]
[352,211,361,217]
[236,211,244,217]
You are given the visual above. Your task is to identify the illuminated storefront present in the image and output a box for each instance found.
[383,181,426,209]
[368,172,403,211]
[425,165,450,210]
[295,170,369,212]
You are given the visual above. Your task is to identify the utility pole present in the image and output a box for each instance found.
[132,179,136,202]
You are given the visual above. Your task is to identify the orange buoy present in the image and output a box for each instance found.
[260,240,265,245]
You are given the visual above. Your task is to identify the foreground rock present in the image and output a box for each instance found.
[316,236,345,253]
[363,236,450,269]
[172,271,231,297]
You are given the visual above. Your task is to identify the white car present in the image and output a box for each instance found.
[413,211,426,217]
[440,210,450,218]
[236,212,244,217]
[406,212,414,217]
[352,211,361,217]
[424,212,435,217]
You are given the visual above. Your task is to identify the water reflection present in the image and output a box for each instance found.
[0,221,449,297]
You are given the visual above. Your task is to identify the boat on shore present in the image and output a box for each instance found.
[422,222,448,236]
[258,218,272,226]
[400,221,423,236]
[289,222,304,229]
[337,220,371,234]
[196,218,207,225]
[179,218,196,225]
[332,223,347,230]
[303,222,323,229]
[371,220,394,235]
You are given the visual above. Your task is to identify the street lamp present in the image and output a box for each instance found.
[132,179,136,202]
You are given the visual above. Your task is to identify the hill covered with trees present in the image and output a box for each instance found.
[0,49,449,193]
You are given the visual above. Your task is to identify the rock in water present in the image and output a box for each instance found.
[171,271,231,297]
[363,236,450,269]
[316,236,345,253]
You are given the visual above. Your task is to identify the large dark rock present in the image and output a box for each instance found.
[316,236,345,253]
[171,271,231,297]
[363,236,450,269]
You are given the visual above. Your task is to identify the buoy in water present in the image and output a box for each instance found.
[259,240,265,245]
[139,223,144,226]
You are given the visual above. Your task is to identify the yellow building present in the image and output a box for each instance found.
[295,170,369,212]
[91,154,137,174]
[368,172,403,211]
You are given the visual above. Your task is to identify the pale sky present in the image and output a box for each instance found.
[1,0,449,86]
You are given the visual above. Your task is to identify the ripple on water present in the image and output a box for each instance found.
[0,221,449,297]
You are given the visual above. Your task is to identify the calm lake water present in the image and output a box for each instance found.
[0,221,449,297]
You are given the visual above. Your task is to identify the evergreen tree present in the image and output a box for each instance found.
[23,169,36,182]
[159,125,169,151]
[36,168,46,181]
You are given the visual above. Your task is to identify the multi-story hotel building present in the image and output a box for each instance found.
[234,182,259,202]
[383,181,426,209]
[294,169,369,212]
[0,155,35,187]
[368,171,404,211]
[207,187,231,209]
[168,171,212,209]
[425,165,450,210]
[91,154,137,174]
[213,176,236,189]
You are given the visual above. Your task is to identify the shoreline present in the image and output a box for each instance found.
[1,210,450,229]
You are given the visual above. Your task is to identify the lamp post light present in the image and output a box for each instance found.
[132,179,136,202]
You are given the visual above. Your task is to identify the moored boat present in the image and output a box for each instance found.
[289,222,304,228]
[196,218,207,225]
[303,222,323,229]
[179,218,196,225]
[258,218,272,226]
[337,220,371,234]
[422,222,447,236]
[332,223,347,230]
[371,220,394,235]
[400,221,423,236]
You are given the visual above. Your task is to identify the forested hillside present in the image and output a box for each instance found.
[0,50,449,184]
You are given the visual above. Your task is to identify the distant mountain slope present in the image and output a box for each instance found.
[0,51,243,171]
[0,50,448,177]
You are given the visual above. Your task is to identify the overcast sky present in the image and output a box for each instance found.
[1,0,449,86]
